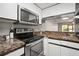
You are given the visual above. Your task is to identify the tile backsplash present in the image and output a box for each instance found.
[0,22,37,36]
[0,19,58,36]
[0,22,12,36]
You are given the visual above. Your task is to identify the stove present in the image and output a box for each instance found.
[23,36,44,44]
[14,28,44,56]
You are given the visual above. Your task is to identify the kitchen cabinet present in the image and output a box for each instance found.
[0,3,41,24]
[75,3,79,15]
[61,46,79,56]
[43,37,49,56]
[67,48,79,56]
[5,47,24,56]
[60,40,79,56]
[60,47,69,56]
[48,39,61,56]
[48,43,60,56]
[75,3,79,33]
[0,3,17,20]
[47,38,79,56]
[60,40,79,49]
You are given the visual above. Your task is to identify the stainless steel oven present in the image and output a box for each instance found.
[25,38,44,56]
[14,28,44,56]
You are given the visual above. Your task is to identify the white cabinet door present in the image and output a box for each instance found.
[61,47,69,56]
[61,46,79,56]
[46,38,79,56]
[48,43,61,56]
[47,39,61,56]
[43,37,49,56]
[5,47,24,56]
[68,48,79,56]
[61,41,79,49]
[0,3,17,20]
[61,41,79,56]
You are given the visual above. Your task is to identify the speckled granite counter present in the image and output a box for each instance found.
[0,38,25,56]
[33,31,79,43]
[47,36,79,43]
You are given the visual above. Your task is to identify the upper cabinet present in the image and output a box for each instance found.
[75,3,79,15]
[0,3,17,20]
[75,3,79,32]
[0,3,42,25]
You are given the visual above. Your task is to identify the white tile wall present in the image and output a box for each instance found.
[33,20,58,31]
[0,20,58,37]
[0,22,12,36]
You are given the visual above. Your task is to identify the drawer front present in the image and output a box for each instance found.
[61,46,79,56]
[61,41,79,49]
[5,47,24,56]
[48,39,61,44]
[48,43,61,56]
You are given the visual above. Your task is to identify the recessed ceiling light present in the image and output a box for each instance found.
[62,17,69,20]
[75,16,79,18]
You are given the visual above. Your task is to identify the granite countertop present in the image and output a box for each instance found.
[0,35,44,56]
[47,36,79,43]
[0,38,25,56]
[34,31,79,43]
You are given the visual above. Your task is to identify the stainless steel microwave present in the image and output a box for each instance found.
[17,5,39,25]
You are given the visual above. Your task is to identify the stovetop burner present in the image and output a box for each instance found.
[19,36,44,44]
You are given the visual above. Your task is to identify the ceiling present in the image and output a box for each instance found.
[34,3,59,10]
[34,3,75,23]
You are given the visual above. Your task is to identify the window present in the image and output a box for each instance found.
[61,24,73,32]
[62,25,68,32]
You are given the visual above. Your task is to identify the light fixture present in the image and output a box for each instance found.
[75,16,79,18]
[62,17,69,20]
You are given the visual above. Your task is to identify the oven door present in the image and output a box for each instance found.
[25,39,44,56]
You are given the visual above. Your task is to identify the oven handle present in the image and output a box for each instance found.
[31,41,42,48]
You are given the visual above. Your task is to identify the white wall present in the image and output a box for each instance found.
[0,22,12,36]
[42,3,75,18]
[0,22,36,36]
[44,20,58,31]
[34,20,58,31]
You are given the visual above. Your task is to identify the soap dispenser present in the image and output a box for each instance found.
[9,24,14,43]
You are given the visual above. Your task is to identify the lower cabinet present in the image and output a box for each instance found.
[68,48,79,56]
[43,37,49,56]
[60,40,79,56]
[5,47,24,56]
[47,39,79,56]
[61,46,79,56]
[48,44,60,56]
[60,47,70,56]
